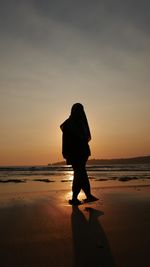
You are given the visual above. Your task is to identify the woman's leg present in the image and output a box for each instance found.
[80,163,91,198]
[71,161,98,204]
[72,162,82,200]
[79,160,99,202]
[72,160,91,199]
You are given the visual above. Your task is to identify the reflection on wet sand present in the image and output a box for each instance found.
[71,206,116,267]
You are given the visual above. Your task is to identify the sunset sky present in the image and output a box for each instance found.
[0,0,150,165]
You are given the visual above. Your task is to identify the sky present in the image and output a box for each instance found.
[0,0,150,165]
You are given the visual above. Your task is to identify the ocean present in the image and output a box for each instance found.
[0,164,150,186]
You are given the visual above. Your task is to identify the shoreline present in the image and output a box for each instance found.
[0,181,150,205]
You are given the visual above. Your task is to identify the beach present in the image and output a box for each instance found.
[0,184,150,267]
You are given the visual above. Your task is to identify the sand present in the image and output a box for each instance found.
[0,186,150,267]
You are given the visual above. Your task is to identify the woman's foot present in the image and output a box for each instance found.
[69,199,81,205]
[83,194,99,203]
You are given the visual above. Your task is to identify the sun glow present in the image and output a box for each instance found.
[65,190,86,202]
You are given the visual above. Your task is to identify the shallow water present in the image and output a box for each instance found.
[0,164,150,194]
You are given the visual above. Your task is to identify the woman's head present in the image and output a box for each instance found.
[71,103,84,120]
[70,103,91,141]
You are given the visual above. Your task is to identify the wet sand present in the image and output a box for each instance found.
[0,186,150,267]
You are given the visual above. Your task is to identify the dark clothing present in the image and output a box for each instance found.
[72,159,91,198]
[61,118,91,165]
[60,109,91,199]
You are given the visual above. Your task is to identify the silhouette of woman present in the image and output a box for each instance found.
[60,103,98,205]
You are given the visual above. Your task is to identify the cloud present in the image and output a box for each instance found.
[0,0,150,95]
[1,0,150,47]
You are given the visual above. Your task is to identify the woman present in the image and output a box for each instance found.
[60,103,98,205]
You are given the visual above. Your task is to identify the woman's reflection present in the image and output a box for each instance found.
[71,206,116,267]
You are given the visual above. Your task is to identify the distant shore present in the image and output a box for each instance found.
[51,155,150,165]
